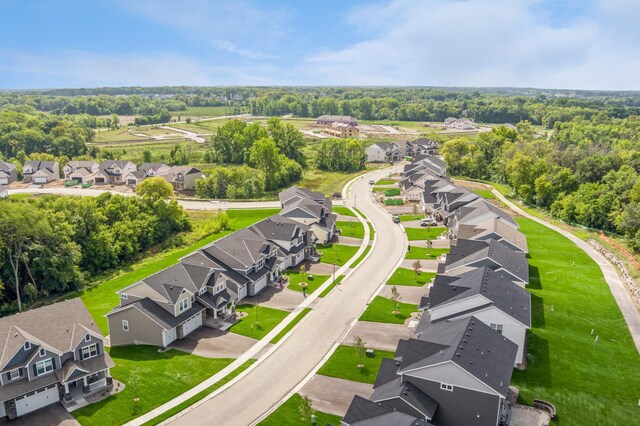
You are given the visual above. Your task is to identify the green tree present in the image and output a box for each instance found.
[352,336,367,368]
[250,138,282,190]
[137,176,174,200]
[142,149,153,163]
[299,395,315,424]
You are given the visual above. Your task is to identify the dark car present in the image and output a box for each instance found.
[332,192,342,199]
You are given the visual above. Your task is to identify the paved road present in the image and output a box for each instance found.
[490,187,640,353]
[158,125,207,143]
[169,169,406,426]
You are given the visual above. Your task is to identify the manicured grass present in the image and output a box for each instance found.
[367,221,375,239]
[350,245,371,268]
[511,218,640,425]
[386,267,436,286]
[472,188,496,199]
[384,198,404,205]
[333,206,356,217]
[372,186,392,192]
[337,220,365,239]
[258,393,342,426]
[73,346,233,426]
[229,304,290,340]
[270,308,312,344]
[405,226,447,241]
[284,271,330,293]
[359,296,418,324]
[317,345,396,384]
[318,275,345,298]
[142,359,256,426]
[81,209,279,334]
[383,188,401,197]
[375,179,397,185]
[399,214,425,222]
[7,193,33,200]
[316,243,360,266]
[404,246,449,260]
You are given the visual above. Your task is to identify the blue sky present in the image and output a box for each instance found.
[1,0,639,90]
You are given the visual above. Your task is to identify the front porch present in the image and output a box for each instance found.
[61,368,117,412]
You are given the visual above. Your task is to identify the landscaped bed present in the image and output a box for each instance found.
[511,218,640,425]
[257,393,342,426]
[359,296,418,324]
[404,247,449,260]
[337,220,365,239]
[317,345,395,384]
[73,346,233,426]
[386,267,436,286]
[384,198,404,206]
[229,304,290,340]
[405,226,447,241]
[383,188,401,197]
[316,243,360,266]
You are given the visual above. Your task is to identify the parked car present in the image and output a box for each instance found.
[392,215,400,223]
[420,218,436,226]
[369,179,375,184]
[332,192,342,199]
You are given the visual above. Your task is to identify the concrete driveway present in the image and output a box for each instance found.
[243,286,307,311]
[343,321,414,352]
[401,259,441,271]
[0,404,79,426]
[380,284,429,305]
[300,375,373,416]
[170,327,267,359]
[336,236,365,246]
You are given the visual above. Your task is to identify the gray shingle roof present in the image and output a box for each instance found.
[111,298,205,330]
[371,377,438,420]
[343,395,426,426]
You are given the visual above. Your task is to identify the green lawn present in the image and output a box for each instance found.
[229,304,290,340]
[142,359,255,426]
[399,214,425,222]
[359,296,418,324]
[368,221,375,239]
[350,245,371,268]
[81,209,279,334]
[337,220,365,239]
[472,188,496,199]
[316,243,360,266]
[333,206,357,217]
[317,345,396,384]
[386,267,436,286]
[405,226,447,241]
[258,393,342,426]
[297,168,370,196]
[511,218,640,425]
[375,179,397,185]
[318,275,345,298]
[73,346,233,426]
[384,198,404,206]
[372,186,392,192]
[270,308,312,344]
[404,247,449,260]
[383,188,401,197]
[284,271,330,293]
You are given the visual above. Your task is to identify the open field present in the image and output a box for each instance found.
[72,346,233,426]
[298,168,370,196]
[359,296,418,324]
[229,304,290,340]
[316,243,361,266]
[387,267,436,286]
[94,127,150,143]
[171,106,235,118]
[317,345,395,384]
[511,218,640,425]
[257,393,342,426]
[472,188,496,199]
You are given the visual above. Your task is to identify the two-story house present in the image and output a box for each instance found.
[249,215,314,269]
[365,142,401,163]
[126,163,170,187]
[63,161,99,182]
[0,299,114,420]
[0,161,17,185]
[279,187,337,244]
[432,186,479,224]
[161,166,204,191]
[419,266,531,366]
[94,160,137,185]
[22,161,60,184]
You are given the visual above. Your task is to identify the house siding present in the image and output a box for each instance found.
[108,307,165,347]
[74,335,103,362]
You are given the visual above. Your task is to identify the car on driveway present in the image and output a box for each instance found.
[420,218,436,226]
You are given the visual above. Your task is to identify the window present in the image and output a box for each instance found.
[39,348,46,357]
[440,383,454,392]
[24,342,31,351]
[191,294,195,303]
[122,320,129,332]
[85,334,91,343]
[121,293,128,300]
[490,323,503,334]
[9,369,20,380]
[81,344,98,360]
[178,298,188,313]
[35,359,54,376]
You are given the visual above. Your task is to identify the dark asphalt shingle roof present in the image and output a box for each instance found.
[342,395,426,426]
[112,298,205,330]
[371,377,439,420]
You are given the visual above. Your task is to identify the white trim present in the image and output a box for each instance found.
[9,368,20,381]
[24,342,31,351]
[39,348,46,357]
[372,395,432,420]
[81,343,98,360]
[85,334,91,342]
[402,361,503,397]
[34,358,54,376]
[440,382,454,391]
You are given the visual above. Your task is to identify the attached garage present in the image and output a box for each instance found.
[32,175,49,184]
[251,276,268,296]
[162,327,177,347]
[15,384,59,417]
[181,312,202,337]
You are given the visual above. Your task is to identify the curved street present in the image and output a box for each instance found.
[167,169,406,426]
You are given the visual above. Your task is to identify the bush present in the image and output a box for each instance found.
[384,188,401,196]
[384,198,404,205]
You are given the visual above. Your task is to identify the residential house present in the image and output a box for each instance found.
[432,186,479,223]
[342,395,428,426]
[0,161,17,185]
[279,186,337,244]
[160,166,204,191]
[0,186,7,199]
[22,161,60,184]
[419,178,451,214]
[403,156,447,179]
[438,238,529,287]
[94,160,137,185]
[322,122,360,138]
[127,163,171,186]
[0,299,114,420]
[419,266,531,365]
[412,138,439,156]
[444,118,475,130]
[63,161,99,182]
[316,115,358,126]
[366,142,401,163]
[249,215,315,269]
[357,316,518,426]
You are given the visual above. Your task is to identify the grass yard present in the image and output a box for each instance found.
[73,346,233,426]
[472,188,496,199]
[318,275,345,298]
[284,271,330,293]
[269,308,312,344]
[81,208,279,334]
[359,296,418,324]
[375,179,397,185]
[172,106,234,118]
[333,206,357,217]
[258,393,342,426]
[317,345,396,384]
[337,220,365,239]
[142,359,255,426]
[316,243,360,266]
[384,198,404,206]
[405,226,447,241]
[405,246,449,260]
[386,267,436,286]
[511,218,640,425]
[383,188,401,197]
[399,214,425,222]
[229,304,289,340]
[372,186,392,192]
[350,245,371,268]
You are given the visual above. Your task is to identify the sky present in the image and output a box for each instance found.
[1,0,639,90]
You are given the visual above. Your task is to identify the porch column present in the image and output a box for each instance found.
[64,383,69,394]
[83,376,90,394]
[83,377,88,386]
[106,368,111,378]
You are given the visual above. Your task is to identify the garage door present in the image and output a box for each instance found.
[163,328,177,347]
[33,176,48,184]
[0,401,6,418]
[181,313,202,337]
[15,384,59,417]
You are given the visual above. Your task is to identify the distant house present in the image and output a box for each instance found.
[0,185,7,198]
[22,161,60,184]
[323,122,359,138]
[64,161,99,183]
[0,161,17,185]
[126,163,170,187]
[444,117,475,130]
[278,186,337,244]
[403,155,447,178]
[316,115,358,126]
[365,142,401,163]
[161,166,204,191]
[0,299,115,420]
[419,266,531,366]
[94,160,137,185]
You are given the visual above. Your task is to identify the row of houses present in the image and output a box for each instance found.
[106,186,338,348]
[0,160,59,185]
[444,117,476,130]
[365,139,439,163]
[343,160,531,426]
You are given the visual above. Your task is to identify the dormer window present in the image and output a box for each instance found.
[24,342,31,351]
[178,298,189,313]
[85,334,91,343]
[39,348,46,357]
[121,293,128,300]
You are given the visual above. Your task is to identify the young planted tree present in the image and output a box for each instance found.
[412,260,422,282]
[391,286,401,314]
[426,239,433,256]
[298,395,315,424]
[412,204,418,216]
[300,264,306,276]
[352,336,367,369]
